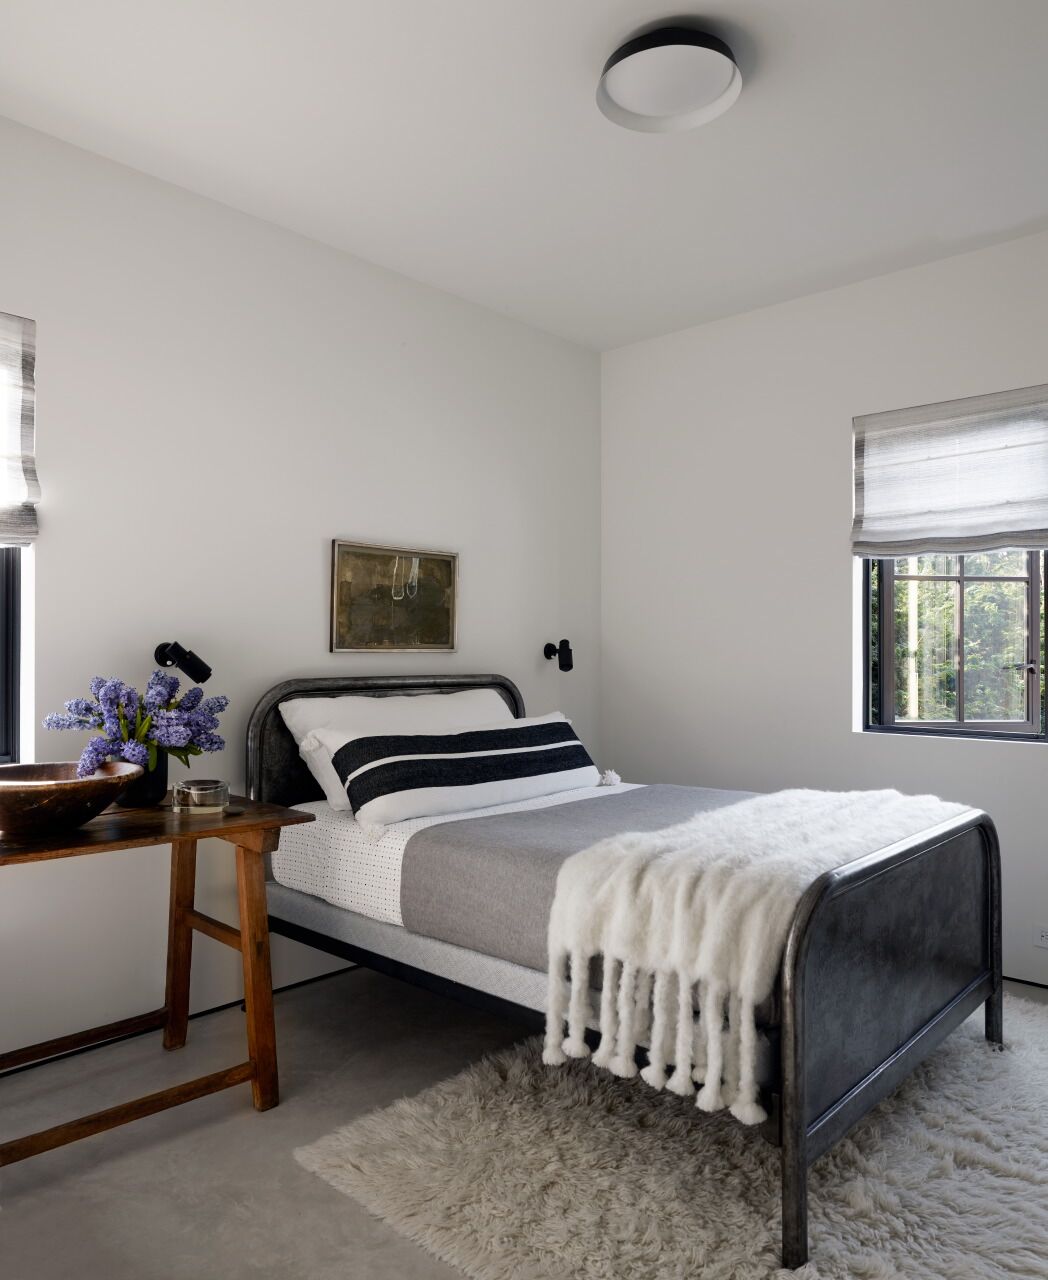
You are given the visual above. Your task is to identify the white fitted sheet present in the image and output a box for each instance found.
[270,783,640,927]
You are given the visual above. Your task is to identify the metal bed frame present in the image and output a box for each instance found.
[246,673,1003,1270]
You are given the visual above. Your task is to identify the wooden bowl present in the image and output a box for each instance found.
[0,761,144,839]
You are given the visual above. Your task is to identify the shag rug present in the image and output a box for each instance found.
[295,996,1048,1279]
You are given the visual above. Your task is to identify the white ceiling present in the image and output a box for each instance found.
[1,1,1047,349]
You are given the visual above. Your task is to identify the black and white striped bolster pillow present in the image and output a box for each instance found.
[318,716,600,826]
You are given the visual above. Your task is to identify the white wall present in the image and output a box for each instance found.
[602,228,1048,985]
[0,118,601,1051]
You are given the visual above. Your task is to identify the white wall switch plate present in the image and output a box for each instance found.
[1034,925,1048,950]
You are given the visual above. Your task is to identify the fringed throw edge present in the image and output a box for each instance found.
[542,950,768,1126]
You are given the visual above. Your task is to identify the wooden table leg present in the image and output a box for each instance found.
[163,838,198,1051]
[236,845,279,1110]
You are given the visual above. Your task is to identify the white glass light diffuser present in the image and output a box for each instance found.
[597,27,741,133]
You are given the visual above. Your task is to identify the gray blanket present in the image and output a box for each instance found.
[400,784,751,972]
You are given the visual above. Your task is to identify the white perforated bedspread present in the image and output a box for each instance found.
[270,783,640,926]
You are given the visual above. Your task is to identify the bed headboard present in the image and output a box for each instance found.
[245,674,526,808]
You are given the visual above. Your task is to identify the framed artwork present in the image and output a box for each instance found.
[330,540,458,652]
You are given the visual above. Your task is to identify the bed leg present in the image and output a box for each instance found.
[984,816,1004,1049]
[985,984,1003,1047]
[781,1145,808,1269]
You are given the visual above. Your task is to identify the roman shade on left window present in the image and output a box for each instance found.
[0,311,39,547]
[851,382,1048,557]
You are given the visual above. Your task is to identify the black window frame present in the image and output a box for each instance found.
[0,545,19,763]
[864,550,1046,743]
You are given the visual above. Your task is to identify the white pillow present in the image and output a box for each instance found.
[279,689,513,810]
[310,712,599,826]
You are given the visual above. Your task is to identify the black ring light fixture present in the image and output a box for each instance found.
[597,25,742,133]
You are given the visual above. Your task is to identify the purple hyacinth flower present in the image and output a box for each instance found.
[121,739,149,767]
[193,731,225,753]
[65,697,99,719]
[77,735,121,777]
[98,679,128,737]
[145,670,180,712]
[99,680,125,707]
[201,695,229,716]
[89,676,108,698]
[148,709,192,748]
[186,713,219,736]
[99,679,126,707]
[43,711,87,731]
[178,687,204,712]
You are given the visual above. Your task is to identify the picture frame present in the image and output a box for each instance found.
[330,539,458,652]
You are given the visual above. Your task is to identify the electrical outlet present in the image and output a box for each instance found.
[1034,925,1048,950]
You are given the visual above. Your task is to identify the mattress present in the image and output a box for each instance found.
[270,782,640,927]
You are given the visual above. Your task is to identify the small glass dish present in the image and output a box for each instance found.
[172,779,230,815]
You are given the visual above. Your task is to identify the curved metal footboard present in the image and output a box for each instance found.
[776,809,1002,1268]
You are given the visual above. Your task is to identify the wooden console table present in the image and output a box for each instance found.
[0,796,313,1165]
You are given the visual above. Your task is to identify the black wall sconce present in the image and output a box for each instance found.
[543,638,573,672]
[154,640,212,685]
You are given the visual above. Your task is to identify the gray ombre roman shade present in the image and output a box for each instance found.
[852,382,1048,557]
[0,311,39,546]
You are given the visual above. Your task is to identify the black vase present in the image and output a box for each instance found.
[115,752,169,809]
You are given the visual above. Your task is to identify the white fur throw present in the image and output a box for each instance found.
[543,788,969,1125]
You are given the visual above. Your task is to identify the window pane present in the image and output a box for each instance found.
[893,578,959,721]
[894,554,959,576]
[868,561,881,724]
[963,548,1029,577]
[963,579,1029,721]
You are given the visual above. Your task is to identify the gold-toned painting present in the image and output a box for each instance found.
[330,540,458,652]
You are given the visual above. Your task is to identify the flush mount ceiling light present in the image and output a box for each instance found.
[596,26,741,133]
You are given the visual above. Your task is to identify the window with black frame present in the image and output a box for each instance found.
[866,550,1045,738]
[0,546,19,763]
[854,383,1048,742]
[0,310,39,764]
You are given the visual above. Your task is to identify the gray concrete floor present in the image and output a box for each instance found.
[0,967,530,1280]
[2,973,1044,1280]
